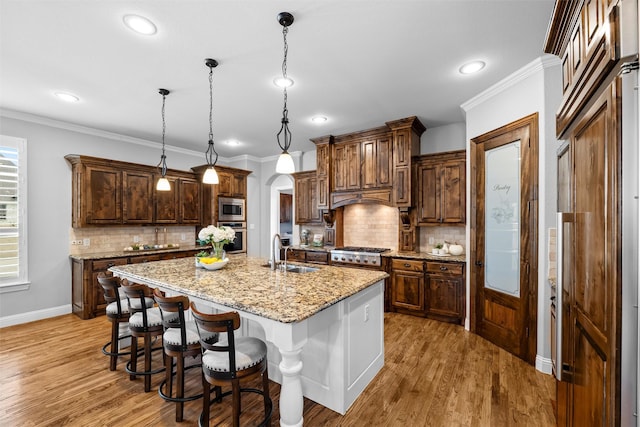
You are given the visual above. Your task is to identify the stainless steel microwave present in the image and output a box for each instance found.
[218,197,245,221]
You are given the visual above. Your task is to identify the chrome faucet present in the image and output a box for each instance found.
[271,233,282,271]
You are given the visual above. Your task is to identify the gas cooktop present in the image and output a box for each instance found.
[332,247,390,253]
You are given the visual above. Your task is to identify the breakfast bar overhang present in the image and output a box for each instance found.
[110,255,388,427]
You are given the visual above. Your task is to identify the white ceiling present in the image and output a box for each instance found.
[0,0,555,160]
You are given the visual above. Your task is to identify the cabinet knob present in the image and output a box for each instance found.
[475,261,484,267]
[404,263,411,268]
[439,266,448,271]
[107,262,115,268]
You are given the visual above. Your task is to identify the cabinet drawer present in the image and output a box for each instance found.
[425,262,464,275]
[306,251,329,264]
[287,249,306,262]
[129,254,162,264]
[391,259,424,272]
[92,258,127,271]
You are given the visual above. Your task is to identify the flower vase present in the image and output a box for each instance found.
[211,242,226,260]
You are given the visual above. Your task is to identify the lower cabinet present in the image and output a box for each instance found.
[280,248,330,265]
[389,257,465,324]
[71,249,200,319]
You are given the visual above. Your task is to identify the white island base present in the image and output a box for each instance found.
[171,280,384,426]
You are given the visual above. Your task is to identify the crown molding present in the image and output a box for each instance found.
[460,54,561,113]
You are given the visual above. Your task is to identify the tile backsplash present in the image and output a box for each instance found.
[418,226,466,253]
[69,226,196,255]
[343,204,399,249]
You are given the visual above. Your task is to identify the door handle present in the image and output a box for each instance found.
[475,261,483,267]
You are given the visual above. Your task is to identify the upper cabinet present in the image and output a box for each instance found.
[544,0,622,137]
[66,155,202,227]
[312,116,425,210]
[280,193,292,223]
[415,150,466,225]
[192,164,251,226]
[293,170,321,224]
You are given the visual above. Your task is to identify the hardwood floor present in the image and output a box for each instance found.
[0,312,555,426]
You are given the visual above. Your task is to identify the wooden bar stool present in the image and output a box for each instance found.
[153,289,218,422]
[96,273,132,371]
[191,302,272,427]
[120,280,166,392]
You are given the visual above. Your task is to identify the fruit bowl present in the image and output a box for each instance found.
[198,257,229,271]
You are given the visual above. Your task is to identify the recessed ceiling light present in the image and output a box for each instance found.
[311,116,327,124]
[54,92,80,103]
[273,76,294,88]
[123,14,157,35]
[459,60,486,75]
[225,139,241,146]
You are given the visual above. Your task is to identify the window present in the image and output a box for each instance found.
[0,135,28,291]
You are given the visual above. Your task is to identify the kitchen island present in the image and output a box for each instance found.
[110,255,388,427]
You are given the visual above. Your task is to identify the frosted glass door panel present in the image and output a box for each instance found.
[485,140,520,297]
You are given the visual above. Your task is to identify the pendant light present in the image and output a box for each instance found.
[156,88,171,191]
[202,58,220,184]
[275,12,295,174]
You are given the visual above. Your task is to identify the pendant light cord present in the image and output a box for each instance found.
[205,61,218,167]
[158,89,169,177]
[277,24,292,152]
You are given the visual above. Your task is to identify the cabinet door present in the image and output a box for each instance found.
[391,269,425,313]
[280,193,292,223]
[123,171,153,223]
[231,173,246,198]
[345,141,361,190]
[440,160,465,223]
[294,173,320,224]
[416,163,439,223]
[85,165,122,224]
[217,171,232,197]
[362,136,392,189]
[179,178,201,224]
[154,176,179,223]
[316,143,330,209]
[426,275,464,324]
[91,258,128,317]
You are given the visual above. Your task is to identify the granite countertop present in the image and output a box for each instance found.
[383,250,466,263]
[109,255,388,324]
[69,245,208,261]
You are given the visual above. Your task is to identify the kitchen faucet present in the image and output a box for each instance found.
[271,233,288,271]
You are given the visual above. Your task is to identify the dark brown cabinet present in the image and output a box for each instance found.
[389,257,465,324]
[191,165,251,226]
[293,170,321,224]
[123,171,154,223]
[425,261,464,324]
[362,136,392,189]
[66,155,202,227]
[333,141,361,192]
[415,150,466,225]
[280,193,292,223]
[71,249,200,319]
[390,259,425,314]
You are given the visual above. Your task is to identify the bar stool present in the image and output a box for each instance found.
[190,302,272,427]
[120,280,166,392]
[153,289,218,422]
[97,273,132,371]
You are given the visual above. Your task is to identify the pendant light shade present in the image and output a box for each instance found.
[275,12,295,174]
[156,88,171,191]
[203,58,220,184]
[276,151,295,174]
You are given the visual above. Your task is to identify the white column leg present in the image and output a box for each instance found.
[278,348,304,427]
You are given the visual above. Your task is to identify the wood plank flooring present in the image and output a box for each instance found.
[0,312,556,426]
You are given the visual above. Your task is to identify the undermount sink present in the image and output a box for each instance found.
[262,263,319,273]
[284,265,319,274]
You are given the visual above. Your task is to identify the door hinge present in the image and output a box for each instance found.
[526,327,529,337]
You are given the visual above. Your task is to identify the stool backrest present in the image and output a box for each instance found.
[190,302,241,377]
[153,288,191,349]
[97,273,125,316]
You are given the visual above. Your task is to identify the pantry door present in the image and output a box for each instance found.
[470,113,538,364]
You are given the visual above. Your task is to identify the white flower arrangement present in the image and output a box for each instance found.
[198,225,236,245]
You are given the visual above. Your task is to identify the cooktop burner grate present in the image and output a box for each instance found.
[333,247,390,253]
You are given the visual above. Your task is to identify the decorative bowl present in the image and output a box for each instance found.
[449,244,464,256]
[199,257,229,271]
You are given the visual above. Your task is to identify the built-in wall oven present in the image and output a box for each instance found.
[218,222,247,254]
[218,197,245,222]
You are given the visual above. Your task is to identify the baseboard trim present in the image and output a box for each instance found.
[0,305,72,328]
[536,354,553,374]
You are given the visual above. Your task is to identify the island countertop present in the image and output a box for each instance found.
[109,255,388,324]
